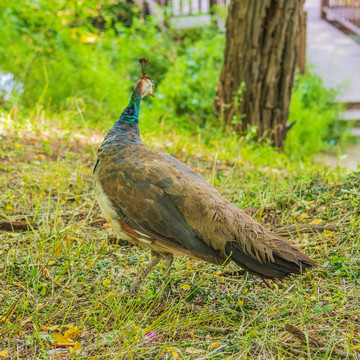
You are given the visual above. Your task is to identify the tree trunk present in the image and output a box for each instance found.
[214,0,304,148]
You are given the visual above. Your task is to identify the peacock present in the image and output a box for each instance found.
[93,58,316,292]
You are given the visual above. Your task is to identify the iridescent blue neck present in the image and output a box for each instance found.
[101,86,143,148]
[118,88,141,124]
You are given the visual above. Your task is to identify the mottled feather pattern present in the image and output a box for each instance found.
[94,74,316,281]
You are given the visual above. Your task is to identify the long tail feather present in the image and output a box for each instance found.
[225,238,316,279]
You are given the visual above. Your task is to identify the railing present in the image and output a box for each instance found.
[154,0,229,16]
[321,0,360,35]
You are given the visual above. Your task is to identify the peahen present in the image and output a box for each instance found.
[93,58,316,291]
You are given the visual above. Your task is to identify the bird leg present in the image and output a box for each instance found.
[162,253,174,297]
[130,250,161,291]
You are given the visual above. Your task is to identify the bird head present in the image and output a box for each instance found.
[137,58,155,98]
[137,75,155,99]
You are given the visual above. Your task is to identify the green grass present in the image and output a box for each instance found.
[1,110,359,359]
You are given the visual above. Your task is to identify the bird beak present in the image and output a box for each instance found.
[150,91,155,98]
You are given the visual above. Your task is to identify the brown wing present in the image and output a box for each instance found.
[96,145,315,278]
[96,146,224,265]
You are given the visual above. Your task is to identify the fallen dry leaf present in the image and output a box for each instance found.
[180,284,191,290]
[51,333,74,347]
[309,219,322,225]
[64,327,80,340]
[68,343,82,353]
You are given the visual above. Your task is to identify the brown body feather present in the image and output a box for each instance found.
[94,142,316,279]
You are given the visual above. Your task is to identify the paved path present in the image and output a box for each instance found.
[305,0,360,171]
[304,0,360,104]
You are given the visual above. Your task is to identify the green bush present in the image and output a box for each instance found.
[147,28,224,129]
[0,1,350,160]
[0,1,173,122]
[285,72,346,159]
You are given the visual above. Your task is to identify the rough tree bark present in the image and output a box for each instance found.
[214,0,304,148]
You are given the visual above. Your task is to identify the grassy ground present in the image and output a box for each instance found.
[0,112,360,359]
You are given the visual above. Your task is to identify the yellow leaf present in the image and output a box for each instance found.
[309,219,322,225]
[171,352,179,359]
[0,350,8,358]
[210,342,220,349]
[186,262,192,270]
[306,201,314,205]
[19,331,24,335]
[12,282,26,290]
[64,327,80,340]
[48,260,56,265]
[36,154,45,160]
[237,300,244,306]
[315,246,322,250]
[104,223,110,228]
[43,267,52,280]
[102,279,111,286]
[180,284,191,290]
[51,333,74,346]
[68,343,81,353]
[353,346,360,351]
[15,143,23,148]
[90,357,97,360]
[54,245,62,256]
[299,214,309,220]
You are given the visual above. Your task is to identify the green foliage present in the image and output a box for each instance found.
[0,0,173,122]
[148,28,224,128]
[285,72,346,159]
[0,0,351,161]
